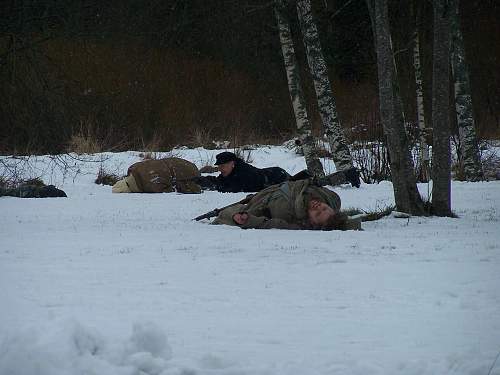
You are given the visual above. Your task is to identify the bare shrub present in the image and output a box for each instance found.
[351,140,391,183]
[342,101,391,183]
[480,141,500,180]
[403,121,432,183]
[1,153,106,189]
[23,177,46,187]
[0,156,43,187]
[349,118,391,184]
[451,136,466,181]
[347,110,430,184]
[451,138,499,181]
[95,167,122,186]
[0,176,47,190]
[0,159,46,189]
[233,148,254,164]
[196,151,217,172]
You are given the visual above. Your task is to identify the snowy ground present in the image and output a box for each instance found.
[1,146,500,375]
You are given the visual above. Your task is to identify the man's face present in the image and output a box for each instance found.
[217,160,235,177]
[308,199,335,226]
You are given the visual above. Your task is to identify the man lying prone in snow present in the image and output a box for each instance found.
[112,157,202,194]
[112,153,361,195]
[209,179,361,231]
[196,151,361,192]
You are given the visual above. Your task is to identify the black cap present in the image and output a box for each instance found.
[214,151,237,165]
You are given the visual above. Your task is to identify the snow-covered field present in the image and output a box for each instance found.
[1,146,500,375]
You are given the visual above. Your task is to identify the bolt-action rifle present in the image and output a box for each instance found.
[193,193,255,221]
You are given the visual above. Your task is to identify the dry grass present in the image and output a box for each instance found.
[66,120,117,155]
[234,148,254,164]
[94,167,122,186]
[68,133,102,155]
[187,127,215,148]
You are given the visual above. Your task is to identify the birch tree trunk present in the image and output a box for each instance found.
[366,0,425,215]
[295,0,354,172]
[450,0,483,181]
[412,1,430,182]
[431,0,452,216]
[274,0,325,177]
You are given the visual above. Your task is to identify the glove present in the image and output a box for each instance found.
[344,167,361,188]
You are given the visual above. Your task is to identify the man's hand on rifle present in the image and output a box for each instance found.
[193,194,255,222]
[233,212,249,225]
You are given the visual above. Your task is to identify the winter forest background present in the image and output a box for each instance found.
[1,0,499,155]
[2,2,500,374]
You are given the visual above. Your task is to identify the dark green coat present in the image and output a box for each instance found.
[213,179,341,229]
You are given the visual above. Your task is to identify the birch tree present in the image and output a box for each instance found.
[411,1,430,182]
[450,0,483,181]
[274,0,325,177]
[295,0,354,172]
[366,0,425,215]
[431,0,452,216]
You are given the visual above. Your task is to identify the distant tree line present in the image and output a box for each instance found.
[0,0,498,154]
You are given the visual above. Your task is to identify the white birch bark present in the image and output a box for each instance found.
[412,28,431,182]
[295,0,354,171]
[450,0,483,181]
[274,0,325,177]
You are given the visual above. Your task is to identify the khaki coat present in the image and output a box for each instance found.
[113,157,201,194]
[213,179,341,229]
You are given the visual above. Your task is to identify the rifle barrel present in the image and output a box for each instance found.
[193,193,255,221]
[194,208,220,221]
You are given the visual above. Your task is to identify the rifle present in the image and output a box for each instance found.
[193,193,255,221]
